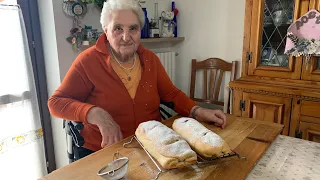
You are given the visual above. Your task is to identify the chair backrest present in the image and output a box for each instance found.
[190,58,237,107]
[159,100,175,120]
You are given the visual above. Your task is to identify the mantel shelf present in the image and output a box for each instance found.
[140,37,185,43]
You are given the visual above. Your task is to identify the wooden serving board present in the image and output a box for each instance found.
[40,115,283,180]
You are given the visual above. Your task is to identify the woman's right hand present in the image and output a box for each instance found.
[87,107,123,148]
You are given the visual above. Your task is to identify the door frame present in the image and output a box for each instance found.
[18,0,56,173]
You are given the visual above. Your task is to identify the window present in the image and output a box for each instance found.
[0,1,50,178]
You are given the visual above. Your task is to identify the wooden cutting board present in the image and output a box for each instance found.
[40,114,283,180]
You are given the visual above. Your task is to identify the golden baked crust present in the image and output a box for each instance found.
[135,121,197,169]
[172,117,231,158]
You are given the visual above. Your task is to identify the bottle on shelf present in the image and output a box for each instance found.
[149,3,160,38]
[141,8,149,39]
[171,1,178,37]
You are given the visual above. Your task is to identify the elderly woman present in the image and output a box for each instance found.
[48,0,226,158]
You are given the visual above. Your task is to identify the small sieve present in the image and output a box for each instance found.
[97,152,129,180]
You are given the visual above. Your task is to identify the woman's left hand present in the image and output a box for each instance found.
[194,107,227,129]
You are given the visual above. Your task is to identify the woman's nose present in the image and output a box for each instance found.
[122,31,131,42]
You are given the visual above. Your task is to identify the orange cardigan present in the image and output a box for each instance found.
[48,34,196,151]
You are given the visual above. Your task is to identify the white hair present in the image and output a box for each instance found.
[100,0,145,30]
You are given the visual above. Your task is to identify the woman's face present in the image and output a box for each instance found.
[105,9,141,58]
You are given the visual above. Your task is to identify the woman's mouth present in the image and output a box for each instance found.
[121,43,133,46]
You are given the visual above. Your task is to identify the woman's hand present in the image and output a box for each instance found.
[193,107,227,129]
[87,107,123,148]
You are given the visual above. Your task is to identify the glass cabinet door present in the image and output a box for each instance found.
[260,0,294,67]
[246,0,308,79]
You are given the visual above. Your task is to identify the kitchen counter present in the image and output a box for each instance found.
[247,135,320,180]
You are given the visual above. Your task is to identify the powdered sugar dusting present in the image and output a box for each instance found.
[173,117,224,147]
[136,121,197,161]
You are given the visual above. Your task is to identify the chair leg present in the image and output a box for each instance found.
[67,134,75,163]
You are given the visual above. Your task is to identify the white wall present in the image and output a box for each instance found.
[145,0,245,100]
[174,0,245,96]
[38,0,245,170]
[38,1,105,169]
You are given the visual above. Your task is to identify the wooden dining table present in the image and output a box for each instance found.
[39,114,284,180]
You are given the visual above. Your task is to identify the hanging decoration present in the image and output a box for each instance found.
[81,0,106,9]
[63,0,103,51]
[63,0,88,17]
[93,0,105,9]
[284,9,320,69]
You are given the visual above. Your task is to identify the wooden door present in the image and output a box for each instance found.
[300,121,320,143]
[301,57,320,81]
[245,0,311,79]
[290,99,320,140]
[242,92,291,135]
[309,0,320,11]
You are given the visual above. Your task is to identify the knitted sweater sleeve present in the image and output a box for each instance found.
[47,53,95,123]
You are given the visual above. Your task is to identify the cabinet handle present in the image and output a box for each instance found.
[297,100,301,104]
[239,100,246,111]
[246,52,252,63]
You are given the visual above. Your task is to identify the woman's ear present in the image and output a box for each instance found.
[103,26,108,34]
[104,29,109,39]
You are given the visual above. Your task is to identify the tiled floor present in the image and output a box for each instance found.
[246,135,320,180]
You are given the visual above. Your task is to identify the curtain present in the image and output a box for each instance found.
[0,1,47,179]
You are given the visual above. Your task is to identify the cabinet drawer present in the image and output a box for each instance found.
[301,101,320,118]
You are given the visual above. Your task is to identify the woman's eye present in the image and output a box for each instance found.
[114,27,122,31]
[130,25,140,31]
[130,27,137,31]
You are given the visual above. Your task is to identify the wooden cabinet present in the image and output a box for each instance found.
[299,121,320,143]
[241,92,291,135]
[232,89,291,135]
[230,0,320,143]
[290,99,320,143]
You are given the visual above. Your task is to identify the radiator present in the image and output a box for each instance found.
[156,52,176,118]
[156,52,176,84]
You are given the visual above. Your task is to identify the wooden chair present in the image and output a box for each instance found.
[190,58,237,111]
